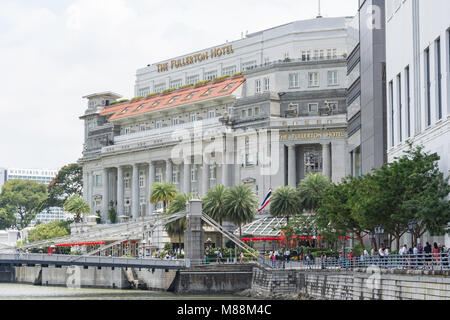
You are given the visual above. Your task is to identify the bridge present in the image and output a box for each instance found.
[0,199,259,270]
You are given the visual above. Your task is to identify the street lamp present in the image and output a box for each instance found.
[408,219,417,248]
[374,226,384,249]
[142,240,147,258]
[369,232,375,249]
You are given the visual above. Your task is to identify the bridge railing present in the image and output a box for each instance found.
[0,253,186,268]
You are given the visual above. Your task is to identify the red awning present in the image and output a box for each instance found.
[55,241,106,247]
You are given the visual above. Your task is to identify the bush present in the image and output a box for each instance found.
[194,80,211,87]
[179,84,194,90]
[232,71,243,77]
[131,96,144,101]
[146,92,160,98]
[213,75,230,82]
[162,88,176,95]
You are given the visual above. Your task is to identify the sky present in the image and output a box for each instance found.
[0,0,358,170]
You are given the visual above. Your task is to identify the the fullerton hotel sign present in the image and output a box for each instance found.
[157,45,234,73]
[279,130,346,141]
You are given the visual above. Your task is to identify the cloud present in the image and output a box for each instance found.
[0,0,358,170]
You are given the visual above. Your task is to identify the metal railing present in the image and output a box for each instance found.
[258,253,450,271]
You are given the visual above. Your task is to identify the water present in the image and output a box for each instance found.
[0,283,253,300]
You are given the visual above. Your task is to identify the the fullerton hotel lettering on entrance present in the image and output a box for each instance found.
[279,130,345,141]
[157,45,234,73]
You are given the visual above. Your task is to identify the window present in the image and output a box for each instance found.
[248,109,253,117]
[222,66,236,76]
[210,165,216,180]
[204,70,217,81]
[424,47,431,126]
[186,75,199,84]
[120,107,130,115]
[170,79,183,89]
[389,80,395,147]
[405,66,411,138]
[167,95,180,104]
[436,38,442,120]
[242,60,257,71]
[308,72,319,87]
[155,168,162,183]
[319,50,325,60]
[289,74,299,88]
[139,171,145,188]
[327,49,332,59]
[328,71,338,86]
[151,100,162,108]
[191,165,197,182]
[135,104,146,112]
[138,87,150,97]
[124,127,131,135]
[255,79,261,94]
[208,110,216,118]
[264,78,270,91]
[184,91,198,100]
[241,110,246,118]
[172,166,179,184]
[221,83,234,92]
[172,118,179,125]
[308,103,319,112]
[397,74,403,143]
[201,87,216,96]
[190,114,197,122]
[301,50,311,61]
[332,49,337,58]
[124,198,131,215]
[95,175,102,187]
[139,124,146,132]
[139,196,146,216]
[124,173,130,189]
[155,120,163,129]
[254,107,260,116]
[314,50,319,60]
[154,83,166,93]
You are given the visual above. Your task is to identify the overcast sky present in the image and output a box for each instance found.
[0,0,358,170]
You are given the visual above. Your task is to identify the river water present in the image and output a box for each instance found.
[0,283,253,300]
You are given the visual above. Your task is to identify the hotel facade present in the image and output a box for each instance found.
[79,17,357,231]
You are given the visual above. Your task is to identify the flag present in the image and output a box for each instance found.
[258,188,272,213]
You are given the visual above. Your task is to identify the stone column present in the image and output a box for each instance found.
[148,162,155,215]
[184,199,205,266]
[131,164,139,220]
[202,163,209,195]
[82,170,88,202]
[322,143,331,179]
[102,168,109,222]
[165,160,173,183]
[184,161,191,194]
[116,166,124,219]
[221,164,229,187]
[288,145,296,187]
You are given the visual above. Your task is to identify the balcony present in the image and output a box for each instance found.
[270,114,347,129]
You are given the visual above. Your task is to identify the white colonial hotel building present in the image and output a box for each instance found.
[79,17,357,230]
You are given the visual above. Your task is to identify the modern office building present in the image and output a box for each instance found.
[347,0,387,177]
[385,0,450,247]
[0,167,72,226]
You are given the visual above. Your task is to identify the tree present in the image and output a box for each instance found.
[150,182,178,212]
[27,220,70,243]
[202,185,228,247]
[46,164,83,208]
[165,193,193,245]
[297,173,331,213]
[223,185,258,239]
[64,195,90,223]
[0,180,48,230]
[270,185,302,223]
[108,201,117,224]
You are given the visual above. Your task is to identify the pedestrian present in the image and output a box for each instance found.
[239,252,244,264]
[424,242,432,268]
[284,249,290,266]
[432,242,440,268]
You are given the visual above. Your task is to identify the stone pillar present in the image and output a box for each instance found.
[202,163,209,195]
[322,143,331,179]
[149,162,155,215]
[183,161,191,194]
[102,168,109,222]
[82,170,88,202]
[288,145,296,187]
[221,164,229,187]
[131,164,139,220]
[165,160,173,183]
[184,199,205,266]
[117,166,124,219]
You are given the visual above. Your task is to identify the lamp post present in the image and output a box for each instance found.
[375,226,384,249]
[408,219,417,248]
[369,232,375,249]
[141,240,147,258]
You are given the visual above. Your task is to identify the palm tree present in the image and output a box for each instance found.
[270,185,302,223]
[64,195,90,223]
[165,193,193,246]
[202,185,228,247]
[224,185,258,239]
[297,173,331,213]
[150,182,178,212]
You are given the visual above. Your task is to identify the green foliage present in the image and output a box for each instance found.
[194,80,212,87]
[146,92,160,98]
[223,185,258,239]
[64,195,90,223]
[0,179,48,230]
[45,163,83,209]
[131,96,144,101]
[108,201,117,224]
[150,182,178,212]
[27,220,69,243]
[213,75,230,82]
[162,88,176,95]
[297,173,331,213]
[232,71,243,77]
[270,185,302,222]
[179,84,194,90]
[164,193,193,242]
[203,185,228,247]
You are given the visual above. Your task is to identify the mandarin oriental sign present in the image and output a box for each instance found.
[157,45,234,73]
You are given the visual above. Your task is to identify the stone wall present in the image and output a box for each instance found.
[251,265,450,300]
[0,265,14,283]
